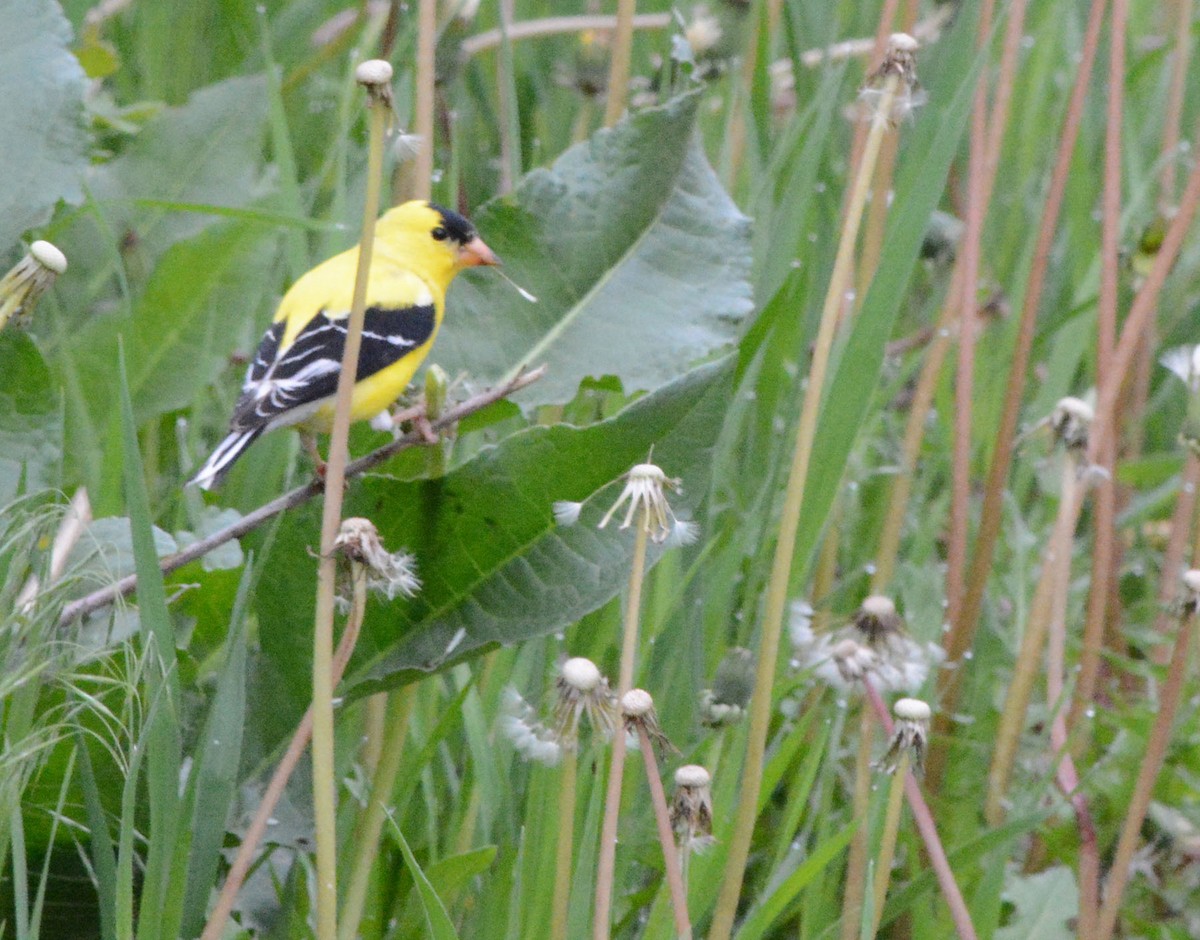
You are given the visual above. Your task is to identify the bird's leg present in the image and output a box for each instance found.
[302,432,327,480]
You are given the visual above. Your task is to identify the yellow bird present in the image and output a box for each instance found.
[189,200,498,490]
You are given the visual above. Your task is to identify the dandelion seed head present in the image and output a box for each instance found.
[334,517,420,599]
[561,657,601,692]
[0,240,68,329]
[675,764,711,788]
[672,762,715,852]
[621,688,654,717]
[355,59,394,86]
[878,696,932,775]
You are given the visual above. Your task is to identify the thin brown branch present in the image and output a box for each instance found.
[56,367,547,628]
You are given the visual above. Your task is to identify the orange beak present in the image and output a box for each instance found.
[458,236,500,267]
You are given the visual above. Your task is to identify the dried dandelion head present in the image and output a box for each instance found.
[683,5,722,57]
[621,689,675,753]
[1049,396,1094,452]
[597,460,696,545]
[672,764,714,852]
[853,595,904,644]
[859,33,925,125]
[333,517,420,600]
[552,656,618,744]
[876,697,932,776]
[0,241,67,331]
[832,638,878,684]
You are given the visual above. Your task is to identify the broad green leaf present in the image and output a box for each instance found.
[437,91,753,405]
[254,358,733,729]
[76,74,272,267]
[62,218,278,428]
[0,333,62,501]
[994,867,1078,940]
[0,0,87,254]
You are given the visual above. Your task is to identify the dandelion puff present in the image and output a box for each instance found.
[1160,345,1200,393]
[621,689,676,754]
[858,33,926,125]
[876,697,932,776]
[1049,396,1095,452]
[665,518,700,548]
[699,647,754,727]
[552,501,584,526]
[500,686,562,766]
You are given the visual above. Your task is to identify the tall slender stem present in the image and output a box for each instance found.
[944,0,1108,736]
[310,71,391,940]
[708,73,901,940]
[602,0,638,126]
[986,457,1082,824]
[1073,0,1127,737]
[201,565,368,940]
[593,522,650,939]
[337,685,419,940]
[550,748,579,940]
[841,704,877,940]
[869,752,909,938]
[412,0,436,200]
[637,726,692,939]
[1096,603,1197,940]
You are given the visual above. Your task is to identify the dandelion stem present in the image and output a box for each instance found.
[412,0,436,201]
[708,71,901,940]
[862,682,977,940]
[337,684,419,940]
[1096,596,1197,940]
[637,726,692,939]
[550,747,579,940]
[201,565,369,940]
[594,521,650,938]
[603,0,638,126]
[985,456,1083,825]
[841,704,876,940]
[870,751,909,937]
[310,70,391,940]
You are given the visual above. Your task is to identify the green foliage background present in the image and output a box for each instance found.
[2,0,1199,937]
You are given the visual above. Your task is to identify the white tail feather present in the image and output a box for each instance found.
[188,429,262,490]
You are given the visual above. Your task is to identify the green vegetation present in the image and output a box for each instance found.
[2,0,1199,937]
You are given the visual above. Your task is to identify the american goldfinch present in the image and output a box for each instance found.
[189,200,498,490]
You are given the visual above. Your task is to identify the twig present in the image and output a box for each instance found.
[56,367,547,628]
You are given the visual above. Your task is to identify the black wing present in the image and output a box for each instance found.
[229,303,437,432]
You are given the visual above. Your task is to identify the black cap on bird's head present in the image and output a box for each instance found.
[427,201,500,268]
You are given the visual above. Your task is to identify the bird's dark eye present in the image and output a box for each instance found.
[432,226,449,241]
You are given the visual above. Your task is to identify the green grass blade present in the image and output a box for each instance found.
[117,341,182,940]
[388,816,462,940]
[75,729,118,940]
